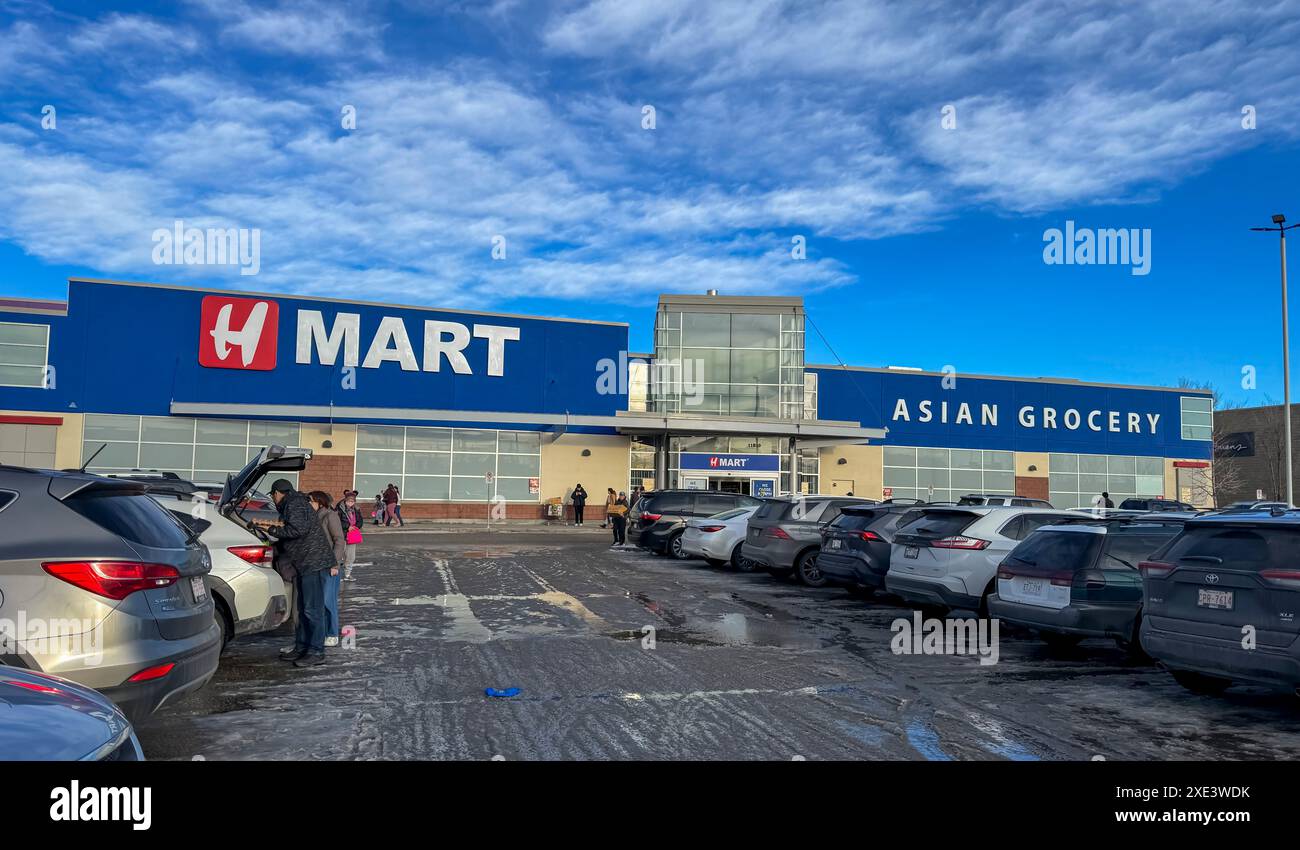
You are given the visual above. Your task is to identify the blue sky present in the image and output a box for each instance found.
[2,0,1299,406]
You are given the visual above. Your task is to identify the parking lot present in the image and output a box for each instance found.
[136,528,1300,761]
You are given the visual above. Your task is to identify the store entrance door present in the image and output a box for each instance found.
[711,477,750,495]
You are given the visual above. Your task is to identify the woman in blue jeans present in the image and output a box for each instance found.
[309,491,347,647]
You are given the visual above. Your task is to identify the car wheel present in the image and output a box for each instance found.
[214,598,232,651]
[668,532,690,560]
[1171,670,1232,696]
[796,550,826,587]
[1119,613,1151,661]
[731,543,755,572]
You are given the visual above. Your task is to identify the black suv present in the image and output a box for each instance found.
[1141,510,1300,696]
[989,513,1190,654]
[1118,497,1195,512]
[817,503,929,594]
[629,489,765,558]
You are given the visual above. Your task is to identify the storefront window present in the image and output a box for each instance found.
[0,321,49,388]
[882,446,1014,503]
[653,305,805,419]
[1048,453,1165,509]
[1180,396,1213,441]
[355,425,540,502]
[82,415,300,485]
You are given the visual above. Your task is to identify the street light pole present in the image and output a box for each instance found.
[1252,214,1300,506]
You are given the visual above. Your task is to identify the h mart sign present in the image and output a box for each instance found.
[198,295,521,376]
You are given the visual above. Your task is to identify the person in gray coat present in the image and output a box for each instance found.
[310,491,347,647]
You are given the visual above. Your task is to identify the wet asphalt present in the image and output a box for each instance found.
[136,527,1300,760]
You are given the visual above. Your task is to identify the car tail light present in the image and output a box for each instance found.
[5,680,62,694]
[1049,570,1076,587]
[858,530,883,542]
[764,527,792,540]
[930,535,989,550]
[228,545,273,565]
[126,663,175,683]
[699,525,725,533]
[641,513,663,522]
[1260,569,1300,589]
[43,561,181,601]
[1138,560,1175,579]
[997,562,1019,580]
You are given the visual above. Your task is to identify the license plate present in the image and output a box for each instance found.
[827,538,842,549]
[191,576,207,603]
[1198,588,1234,610]
[904,546,919,559]
[1020,578,1044,596]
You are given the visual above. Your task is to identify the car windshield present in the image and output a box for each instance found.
[1161,525,1300,572]
[830,511,874,530]
[897,510,978,539]
[1007,529,1103,568]
[65,492,191,549]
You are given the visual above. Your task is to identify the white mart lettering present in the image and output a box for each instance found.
[295,310,519,376]
[890,399,1161,434]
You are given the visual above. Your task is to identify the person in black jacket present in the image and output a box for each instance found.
[270,479,336,667]
[571,483,588,525]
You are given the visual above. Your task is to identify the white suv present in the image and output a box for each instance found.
[886,506,1076,613]
[109,473,287,648]
[152,495,287,647]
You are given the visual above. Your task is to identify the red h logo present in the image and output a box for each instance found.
[709,456,719,468]
[199,295,279,370]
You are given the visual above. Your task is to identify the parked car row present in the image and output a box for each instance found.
[633,487,1300,701]
[0,444,311,759]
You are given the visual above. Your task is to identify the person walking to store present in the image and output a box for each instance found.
[309,491,347,647]
[336,490,364,582]
[372,493,384,525]
[600,487,616,528]
[609,491,629,546]
[270,479,336,667]
[383,482,403,526]
[1100,491,1115,509]
[571,483,588,525]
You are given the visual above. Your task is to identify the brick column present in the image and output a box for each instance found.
[298,454,355,501]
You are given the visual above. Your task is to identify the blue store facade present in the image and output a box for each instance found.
[0,279,1213,515]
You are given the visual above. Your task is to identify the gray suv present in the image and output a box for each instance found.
[0,466,221,725]
[744,495,877,585]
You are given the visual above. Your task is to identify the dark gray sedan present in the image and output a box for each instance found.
[0,666,143,760]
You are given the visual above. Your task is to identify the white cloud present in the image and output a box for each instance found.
[1,0,1298,310]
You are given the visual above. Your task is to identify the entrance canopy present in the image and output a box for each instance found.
[612,411,885,447]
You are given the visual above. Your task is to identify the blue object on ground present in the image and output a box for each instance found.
[485,687,521,698]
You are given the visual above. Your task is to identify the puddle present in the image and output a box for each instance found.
[608,611,825,649]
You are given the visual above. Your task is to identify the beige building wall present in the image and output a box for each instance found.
[0,409,82,468]
[1015,451,1049,478]
[540,434,630,501]
[298,422,357,456]
[819,444,882,498]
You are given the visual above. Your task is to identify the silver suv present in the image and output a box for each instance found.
[744,495,877,585]
[0,466,221,725]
